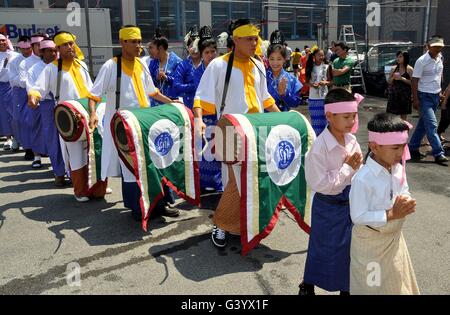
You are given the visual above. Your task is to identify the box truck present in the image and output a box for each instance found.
[0,7,113,76]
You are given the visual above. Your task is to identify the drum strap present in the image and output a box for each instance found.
[116,55,122,110]
[250,57,266,79]
[55,58,63,103]
[219,50,234,119]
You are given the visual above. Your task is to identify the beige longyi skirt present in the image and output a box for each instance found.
[350,219,420,295]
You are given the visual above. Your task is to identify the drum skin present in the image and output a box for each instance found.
[54,104,85,142]
[111,113,135,173]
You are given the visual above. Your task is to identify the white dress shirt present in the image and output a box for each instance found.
[350,156,411,228]
[413,52,444,94]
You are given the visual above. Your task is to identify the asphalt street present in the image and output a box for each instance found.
[0,96,449,295]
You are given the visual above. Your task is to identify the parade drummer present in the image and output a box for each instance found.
[193,19,281,249]
[87,25,177,221]
[28,31,107,202]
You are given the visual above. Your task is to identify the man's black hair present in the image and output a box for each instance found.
[152,37,169,50]
[334,41,349,52]
[18,35,31,42]
[229,19,252,33]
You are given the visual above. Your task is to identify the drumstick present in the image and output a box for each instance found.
[199,134,209,156]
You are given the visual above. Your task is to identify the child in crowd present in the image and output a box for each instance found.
[299,88,364,295]
[305,46,333,136]
[266,43,303,112]
[349,113,420,295]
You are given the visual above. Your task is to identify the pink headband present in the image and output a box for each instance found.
[368,121,413,185]
[18,41,32,49]
[31,36,45,44]
[325,93,365,133]
[40,40,56,50]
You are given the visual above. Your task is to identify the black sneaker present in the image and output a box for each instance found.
[410,150,426,160]
[150,205,180,218]
[298,281,315,296]
[31,160,42,169]
[24,149,35,161]
[160,207,180,217]
[435,155,449,166]
[211,226,227,248]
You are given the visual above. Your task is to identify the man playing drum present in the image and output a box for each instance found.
[193,19,281,248]
[28,31,107,202]
[87,25,176,221]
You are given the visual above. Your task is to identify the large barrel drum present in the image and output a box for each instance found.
[110,103,200,231]
[54,98,106,142]
[54,100,86,142]
[212,111,316,256]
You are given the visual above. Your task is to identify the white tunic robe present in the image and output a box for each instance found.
[30,59,94,171]
[89,57,158,182]
[0,51,19,83]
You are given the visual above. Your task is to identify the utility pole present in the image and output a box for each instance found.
[84,0,94,77]
[423,0,432,44]
[365,0,369,72]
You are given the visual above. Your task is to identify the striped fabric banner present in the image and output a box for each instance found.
[221,111,315,256]
[112,103,200,231]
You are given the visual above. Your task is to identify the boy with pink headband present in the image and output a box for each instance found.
[349,113,419,295]
[299,88,364,295]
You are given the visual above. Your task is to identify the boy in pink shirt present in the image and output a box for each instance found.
[298,88,364,295]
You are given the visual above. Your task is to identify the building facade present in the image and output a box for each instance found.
[0,0,439,47]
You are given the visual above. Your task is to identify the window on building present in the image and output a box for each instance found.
[211,0,262,37]
[136,1,157,42]
[337,0,366,41]
[0,0,34,7]
[137,0,199,42]
[184,0,200,37]
[277,0,326,40]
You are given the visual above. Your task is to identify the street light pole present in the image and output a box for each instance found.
[423,0,431,44]
[84,0,94,77]
[365,0,369,72]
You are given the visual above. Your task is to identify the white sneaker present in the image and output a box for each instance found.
[3,139,12,151]
[75,195,90,203]
[11,138,19,151]
[106,187,113,194]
